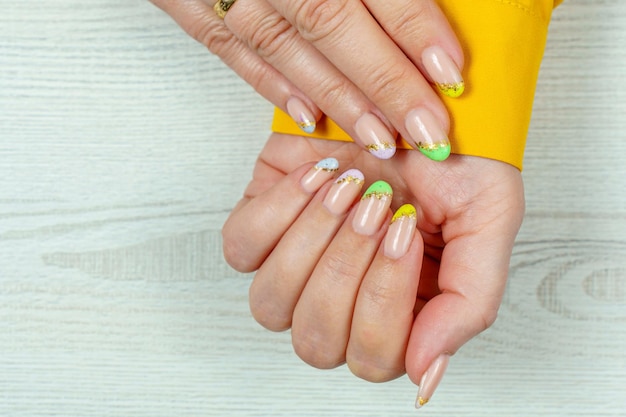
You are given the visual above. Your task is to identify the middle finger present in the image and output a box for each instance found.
[290,180,394,369]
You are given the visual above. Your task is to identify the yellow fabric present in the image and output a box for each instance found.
[272,0,558,170]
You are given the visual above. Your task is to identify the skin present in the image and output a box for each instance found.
[149,0,463,155]
[222,133,525,386]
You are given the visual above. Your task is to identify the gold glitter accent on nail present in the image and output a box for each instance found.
[365,142,395,151]
[336,175,363,185]
[418,397,429,407]
[314,166,339,173]
[391,204,417,223]
[361,191,392,200]
[416,142,449,151]
[436,81,465,98]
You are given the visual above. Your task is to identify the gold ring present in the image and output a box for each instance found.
[214,0,237,19]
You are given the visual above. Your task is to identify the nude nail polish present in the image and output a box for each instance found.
[422,46,465,98]
[416,354,450,409]
[287,97,316,133]
[300,157,339,193]
[383,204,417,259]
[354,113,396,160]
[405,108,451,162]
[352,180,393,236]
[323,169,365,215]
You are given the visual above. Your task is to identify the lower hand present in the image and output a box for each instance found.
[222,132,524,404]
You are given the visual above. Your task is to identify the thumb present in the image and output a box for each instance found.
[405,191,524,408]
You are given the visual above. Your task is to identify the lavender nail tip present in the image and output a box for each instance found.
[372,147,396,160]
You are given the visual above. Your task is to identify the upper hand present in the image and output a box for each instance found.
[150,0,465,160]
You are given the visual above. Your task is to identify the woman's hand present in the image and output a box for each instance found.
[150,0,465,160]
[222,133,525,405]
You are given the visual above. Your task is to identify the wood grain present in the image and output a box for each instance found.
[1,0,625,415]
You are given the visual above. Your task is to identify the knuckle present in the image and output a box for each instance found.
[322,251,362,286]
[221,225,256,273]
[383,7,429,39]
[359,280,396,310]
[479,306,499,331]
[315,75,355,108]
[246,15,296,59]
[248,271,293,332]
[293,0,351,43]
[347,355,402,383]
[292,330,344,369]
[188,17,236,56]
[366,64,412,103]
[248,300,292,332]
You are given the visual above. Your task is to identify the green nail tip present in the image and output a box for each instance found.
[417,142,451,162]
[362,180,393,199]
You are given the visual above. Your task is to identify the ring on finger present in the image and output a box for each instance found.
[214,0,237,19]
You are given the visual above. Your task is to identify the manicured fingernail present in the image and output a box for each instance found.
[352,180,393,236]
[287,97,316,133]
[415,354,450,409]
[300,157,339,193]
[383,204,417,259]
[354,113,396,160]
[405,108,451,162]
[323,169,365,215]
[422,46,465,98]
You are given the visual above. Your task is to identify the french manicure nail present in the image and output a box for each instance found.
[287,97,316,133]
[323,169,365,215]
[405,108,451,162]
[416,354,450,409]
[422,46,465,98]
[354,113,396,160]
[383,204,417,259]
[300,157,339,193]
[352,180,393,236]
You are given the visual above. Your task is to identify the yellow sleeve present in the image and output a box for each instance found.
[272,0,558,170]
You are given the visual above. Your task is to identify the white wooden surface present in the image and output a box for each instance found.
[1,1,625,415]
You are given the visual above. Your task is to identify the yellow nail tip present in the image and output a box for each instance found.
[391,204,416,223]
[417,397,429,407]
[437,81,465,98]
